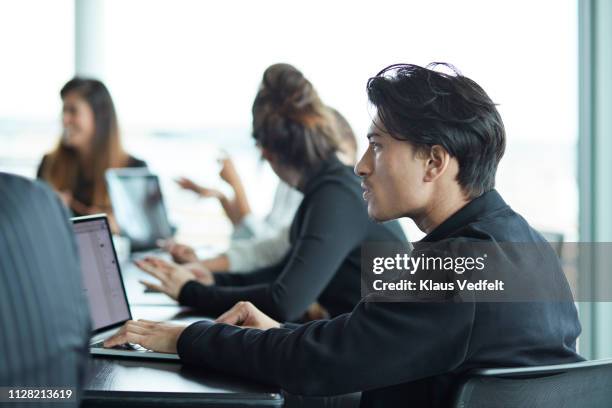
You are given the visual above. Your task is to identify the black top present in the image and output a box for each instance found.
[37,154,147,216]
[0,173,91,405]
[177,190,582,407]
[178,156,407,321]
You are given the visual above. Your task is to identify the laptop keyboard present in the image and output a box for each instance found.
[91,341,148,351]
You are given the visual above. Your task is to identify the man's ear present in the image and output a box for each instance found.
[423,145,451,182]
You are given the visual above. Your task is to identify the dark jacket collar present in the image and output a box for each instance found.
[420,189,508,242]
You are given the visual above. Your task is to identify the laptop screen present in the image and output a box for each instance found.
[72,216,131,332]
[105,169,173,251]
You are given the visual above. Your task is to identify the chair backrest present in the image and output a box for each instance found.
[452,359,612,408]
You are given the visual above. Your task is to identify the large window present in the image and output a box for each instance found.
[0,0,73,176]
[0,0,578,245]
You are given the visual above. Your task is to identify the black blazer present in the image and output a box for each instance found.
[0,173,90,404]
[177,190,582,408]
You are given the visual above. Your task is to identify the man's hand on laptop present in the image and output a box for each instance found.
[136,257,211,300]
[103,319,186,353]
[216,301,281,330]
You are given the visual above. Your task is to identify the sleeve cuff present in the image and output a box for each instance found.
[177,320,216,363]
[178,280,205,306]
[232,214,259,239]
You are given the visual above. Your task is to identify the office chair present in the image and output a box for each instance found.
[451,359,612,408]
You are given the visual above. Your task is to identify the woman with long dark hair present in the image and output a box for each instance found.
[37,78,146,217]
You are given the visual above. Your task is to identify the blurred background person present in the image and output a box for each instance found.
[37,78,146,224]
[166,107,359,274]
[176,155,301,242]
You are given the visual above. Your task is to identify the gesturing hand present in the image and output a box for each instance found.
[216,301,281,330]
[176,177,224,200]
[136,257,198,300]
[103,319,187,354]
[218,157,242,187]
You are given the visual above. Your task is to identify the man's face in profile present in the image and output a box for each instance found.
[355,114,430,222]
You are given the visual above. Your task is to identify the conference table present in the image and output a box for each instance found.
[81,259,284,407]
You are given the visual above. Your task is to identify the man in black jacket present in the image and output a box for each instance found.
[106,63,582,407]
[0,173,91,406]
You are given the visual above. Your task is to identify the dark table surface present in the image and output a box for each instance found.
[83,354,283,407]
[82,258,284,407]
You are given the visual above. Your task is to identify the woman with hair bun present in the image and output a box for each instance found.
[165,104,360,276]
[134,63,407,322]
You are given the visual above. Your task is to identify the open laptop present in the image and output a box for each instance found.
[105,169,174,252]
[72,214,179,360]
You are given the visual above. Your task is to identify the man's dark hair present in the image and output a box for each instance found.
[366,63,506,198]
